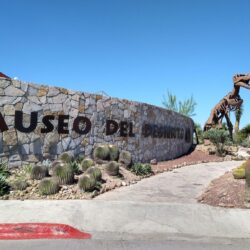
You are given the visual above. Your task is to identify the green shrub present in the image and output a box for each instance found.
[52,163,74,185]
[241,139,250,148]
[109,145,119,161]
[23,164,33,175]
[30,165,48,180]
[0,175,10,196]
[0,160,10,178]
[93,145,110,160]
[81,158,94,171]
[203,129,231,156]
[38,178,60,195]
[118,150,132,167]
[131,163,153,176]
[233,168,245,179]
[85,166,102,181]
[106,161,120,176]
[78,174,96,192]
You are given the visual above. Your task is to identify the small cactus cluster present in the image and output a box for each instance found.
[105,161,120,176]
[78,166,102,192]
[232,160,250,180]
[52,162,74,185]
[81,158,94,171]
[93,145,110,160]
[78,174,97,192]
[245,160,250,186]
[118,150,132,167]
[38,178,60,195]
[30,164,48,180]
[10,179,29,191]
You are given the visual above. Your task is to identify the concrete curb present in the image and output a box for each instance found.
[0,200,250,239]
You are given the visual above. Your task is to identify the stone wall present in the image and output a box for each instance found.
[0,77,194,168]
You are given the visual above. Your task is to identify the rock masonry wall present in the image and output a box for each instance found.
[0,77,194,168]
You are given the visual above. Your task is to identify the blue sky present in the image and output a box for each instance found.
[1,0,250,128]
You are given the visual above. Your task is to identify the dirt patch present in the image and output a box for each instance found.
[151,148,223,173]
[198,171,247,208]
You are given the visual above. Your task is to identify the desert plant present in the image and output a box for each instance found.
[162,91,197,117]
[10,179,29,191]
[109,145,119,161]
[78,174,96,192]
[52,163,74,185]
[23,164,33,175]
[118,150,132,167]
[38,178,60,195]
[131,163,153,176]
[69,160,81,174]
[42,159,52,169]
[232,168,245,179]
[30,164,48,180]
[0,160,10,178]
[58,152,72,163]
[241,139,250,148]
[93,145,110,160]
[0,175,10,196]
[106,161,120,176]
[203,129,231,156]
[85,166,102,181]
[81,158,94,171]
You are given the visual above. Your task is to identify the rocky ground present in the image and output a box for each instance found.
[198,170,247,208]
[0,147,226,201]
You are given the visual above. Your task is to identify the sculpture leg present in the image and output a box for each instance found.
[225,113,233,140]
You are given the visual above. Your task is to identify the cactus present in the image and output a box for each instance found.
[38,178,60,195]
[109,145,119,161]
[232,168,245,179]
[78,174,96,192]
[52,163,74,185]
[245,161,250,186]
[81,158,94,171]
[106,161,120,176]
[118,150,132,167]
[30,164,48,180]
[93,145,110,160]
[58,152,72,163]
[11,179,29,191]
[85,166,102,181]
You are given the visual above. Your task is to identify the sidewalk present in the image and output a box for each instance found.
[0,161,249,240]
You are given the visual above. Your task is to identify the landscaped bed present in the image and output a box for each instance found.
[0,146,225,200]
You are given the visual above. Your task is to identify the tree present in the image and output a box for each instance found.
[162,91,197,117]
[234,104,244,133]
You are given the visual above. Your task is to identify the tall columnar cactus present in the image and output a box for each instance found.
[52,163,74,185]
[85,166,102,181]
[106,161,120,176]
[30,165,48,180]
[78,174,96,192]
[109,145,119,161]
[118,150,132,167]
[58,152,73,163]
[38,178,60,195]
[81,158,95,171]
[244,160,250,203]
[93,145,110,160]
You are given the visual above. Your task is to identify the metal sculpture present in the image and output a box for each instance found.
[204,74,250,138]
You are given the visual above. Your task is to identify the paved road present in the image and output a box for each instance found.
[2,238,250,250]
[96,161,242,203]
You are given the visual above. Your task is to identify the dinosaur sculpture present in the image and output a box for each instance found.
[204,74,250,139]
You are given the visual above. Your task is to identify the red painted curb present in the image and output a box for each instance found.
[0,223,91,240]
